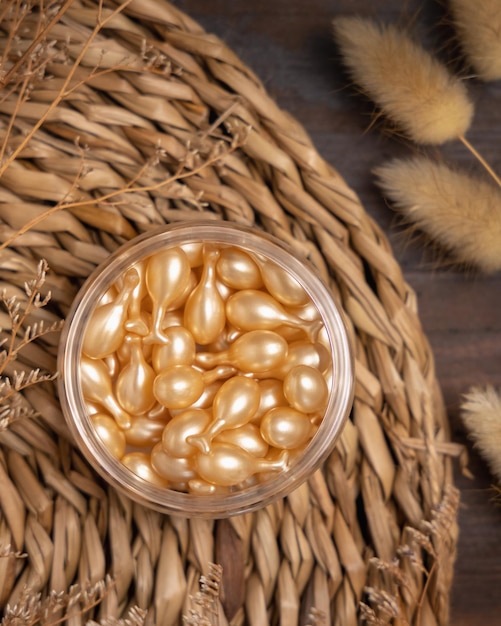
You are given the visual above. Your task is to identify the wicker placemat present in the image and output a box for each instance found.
[0,1,462,624]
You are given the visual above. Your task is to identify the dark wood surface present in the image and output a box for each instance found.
[177,1,501,623]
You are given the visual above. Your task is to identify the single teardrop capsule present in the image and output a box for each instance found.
[144,247,191,344]
[184,248,226,345]
[187,376,260,454]
[258,259,309,307]
[196,443,289,487]
[226,289,322,340]
[122,451,169,487]
[215,423,269,457]
[151,442,197,483]
[116,335,156,415]
[151,326,196,372]
[216,246,263,290]
[260,406,315,449]
[91,413,126,459]
[124,416,168,448]
[123,260,149,336]
[80,355,131,429]
[195,330,288,373]
[162,408,212,457]
[82,268,140,359]
[153,364,235,410]
[283,364,329,414]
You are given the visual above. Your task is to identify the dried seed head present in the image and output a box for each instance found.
[333,17,474,144]
[461,385,501,483]
[450,0,501,81]
[363,587,401,619]
[374,156,501,273]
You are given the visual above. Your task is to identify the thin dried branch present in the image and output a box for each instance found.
[0,259,62,432]
[0,260,64,372]
[0,0,135,178]
[1,576,118,626]
[0,0,74,89]
[0,117,248,252]
[363,587,402,621]
[183,563,223,626]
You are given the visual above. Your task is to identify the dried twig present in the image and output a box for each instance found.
[0,576,142,626]
[0,259,63,429]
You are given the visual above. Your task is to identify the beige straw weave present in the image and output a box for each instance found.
[0,1,462,624]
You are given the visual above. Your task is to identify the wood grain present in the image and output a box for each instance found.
[178,0,501,622]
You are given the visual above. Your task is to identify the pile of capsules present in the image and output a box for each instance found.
[79,242,333,495]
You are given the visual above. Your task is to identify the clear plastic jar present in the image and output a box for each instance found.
[58,221,354,517]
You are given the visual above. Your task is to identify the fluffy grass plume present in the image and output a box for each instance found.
[450,0,501,81]
[332,16,474,144]
[461,386,501,484]
[374,156,501,273]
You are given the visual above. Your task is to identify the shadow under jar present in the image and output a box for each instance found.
[58,221,354,518]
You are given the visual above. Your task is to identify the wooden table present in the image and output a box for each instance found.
[178,1,501,623]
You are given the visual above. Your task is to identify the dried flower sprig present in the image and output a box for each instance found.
[374,157,501,273]
[360,486,459,625]
[183,563,223,626]
[0,576,145,626]
[86,606,147,626]
[460,386,501,484]
[450,0,501,82]
[0,259,63,430]
[305,607,327,626]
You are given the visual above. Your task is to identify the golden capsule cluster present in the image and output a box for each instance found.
[79,242,332,495]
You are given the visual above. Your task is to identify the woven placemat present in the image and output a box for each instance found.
[0,1,463,624]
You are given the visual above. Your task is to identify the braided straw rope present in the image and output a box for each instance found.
[0,1,463,624]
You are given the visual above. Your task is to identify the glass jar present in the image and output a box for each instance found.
[58,221,354,517]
